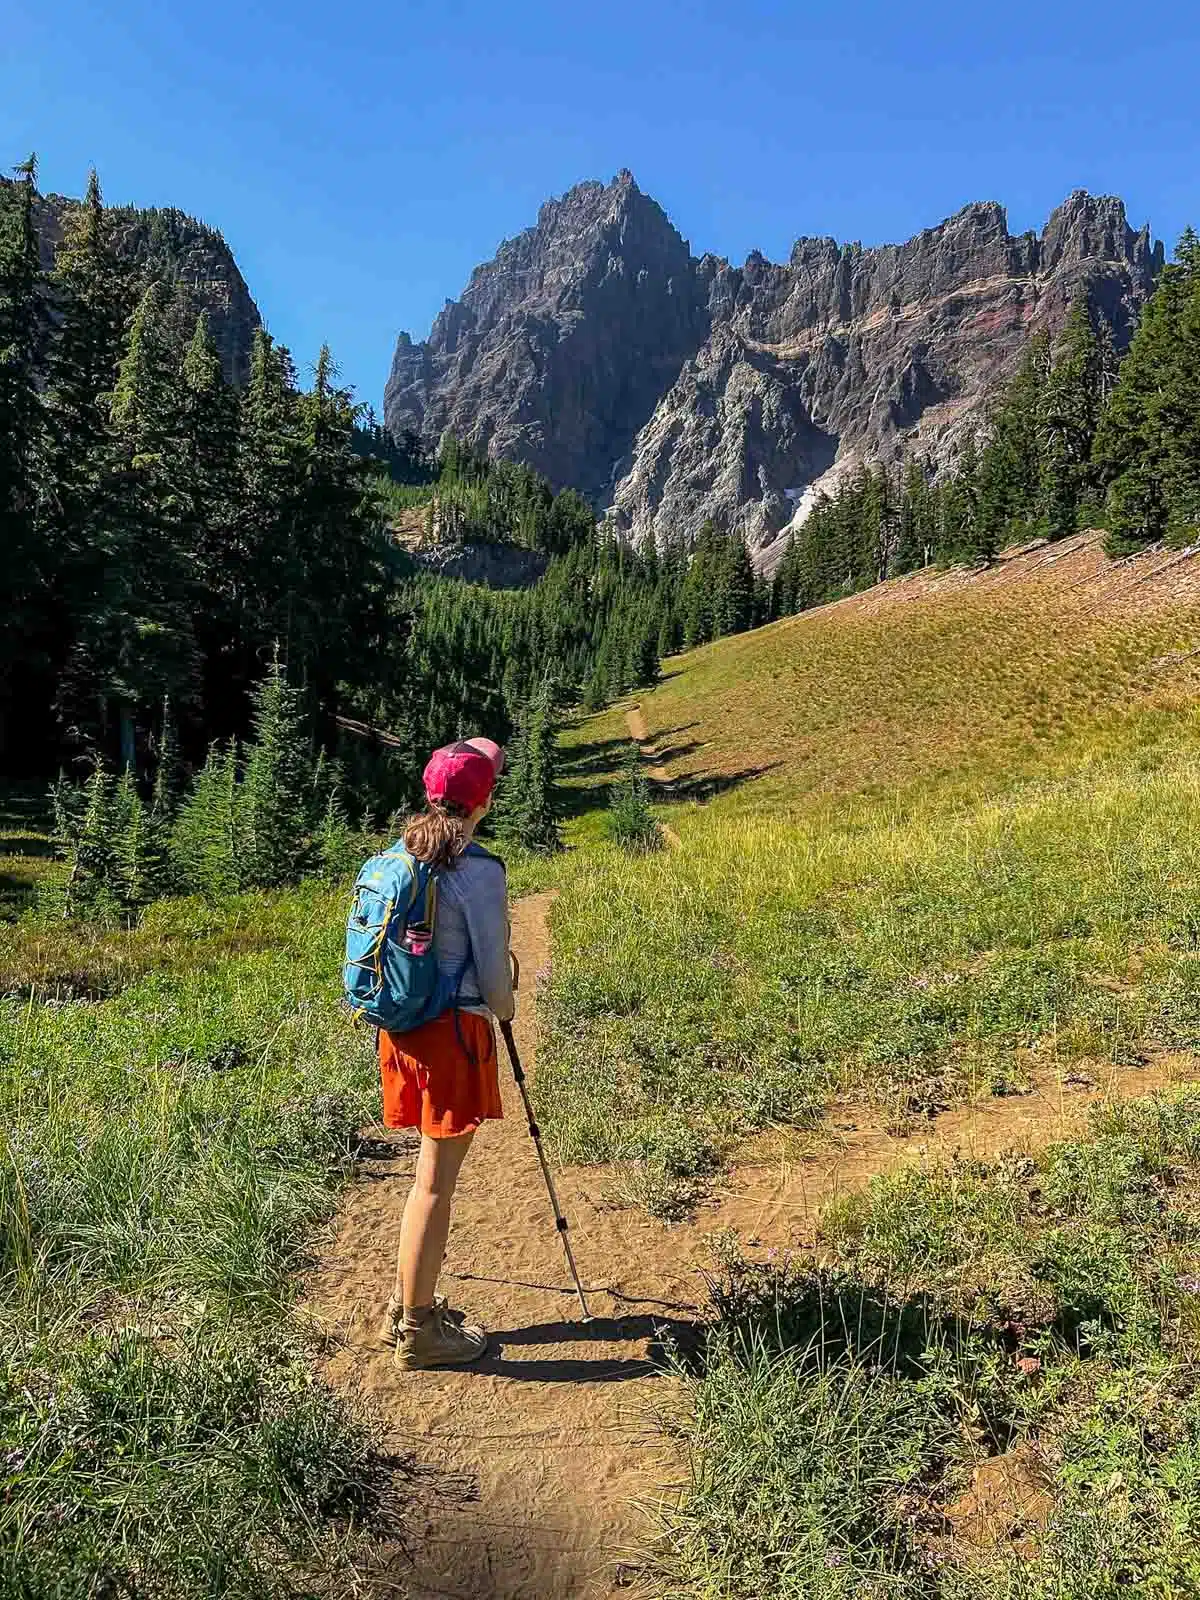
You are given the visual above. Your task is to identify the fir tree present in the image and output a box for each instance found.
[1038,296,1107,541]
[606,743,663,853]
[236,651,314,889]
[493,678,563,854]
[171,742,240,900]
[63,765,120,919]
[974,332,1051,549]
[1093,235,1200,553]
[112,769,169,915]
[0,157,50,763]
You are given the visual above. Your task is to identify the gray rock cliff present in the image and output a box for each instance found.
[385,179,1162,568]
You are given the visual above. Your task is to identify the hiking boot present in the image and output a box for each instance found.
[395,1303,488,1370]
[378,1294,470,1348]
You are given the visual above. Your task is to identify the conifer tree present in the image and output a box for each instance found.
[715,530,756,636]
[236,651,314,888]
[607,742,663,853]
[0,157,49,762]
[64,765,120,919]
[893,457,932,574]
[493,678,563,854]
[1092,233,1200,552]
[86,278,199,766]
[1038,296,1106,541]
[974,332,1051,549]
[171,742,240,899]
[112,769,169,915]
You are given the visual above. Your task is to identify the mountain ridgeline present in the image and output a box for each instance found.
[384,172,1162,566]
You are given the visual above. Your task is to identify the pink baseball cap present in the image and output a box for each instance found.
[423,737,506,812]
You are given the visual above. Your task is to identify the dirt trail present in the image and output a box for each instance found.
[625,707,681,848]
[308,898,1196,1599]
[309,896,698,1600]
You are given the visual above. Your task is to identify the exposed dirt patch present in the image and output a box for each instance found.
[308,899,1197,1598]
[943,1443,1052,1553]
[716,1055,1187,1246]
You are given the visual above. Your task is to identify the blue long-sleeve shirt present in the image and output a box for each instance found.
[433,845,515,1022]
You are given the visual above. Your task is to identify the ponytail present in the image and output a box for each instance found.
[403,800,472,871]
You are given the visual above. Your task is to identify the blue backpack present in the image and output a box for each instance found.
[342,845,447,1032]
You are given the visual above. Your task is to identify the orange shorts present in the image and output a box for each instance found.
[378,1010,503,1139]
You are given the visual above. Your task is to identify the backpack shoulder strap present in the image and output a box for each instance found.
[379,845,427,918]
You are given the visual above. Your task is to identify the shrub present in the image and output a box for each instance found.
[606,743,662,853]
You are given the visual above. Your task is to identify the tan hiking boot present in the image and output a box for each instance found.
[395,1303,488,1370]
[378,1294,471,1348]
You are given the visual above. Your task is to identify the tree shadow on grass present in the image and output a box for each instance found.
[661,762,784,803]
[0,867,43,921]
[641,740,706,767]
[559,735,631,778]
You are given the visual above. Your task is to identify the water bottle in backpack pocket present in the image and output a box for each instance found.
[343,846,446,1031]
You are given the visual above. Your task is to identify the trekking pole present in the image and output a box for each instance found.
[498,1019,593,1322]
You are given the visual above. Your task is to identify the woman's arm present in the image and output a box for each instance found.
[463,859,516,1021]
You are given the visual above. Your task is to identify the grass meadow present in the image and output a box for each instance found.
[7,535,1200,1595]
[0,787,401,1596]
[542,544,1200,1592]
[0,776,558,1596]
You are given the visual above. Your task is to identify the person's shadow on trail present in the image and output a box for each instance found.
[473,1313,703,1383]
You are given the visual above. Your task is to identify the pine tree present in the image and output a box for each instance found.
[715,530,756,636]
[171,742,240,899]
[112,769,168,915]
[893,457,931,574]
[1093,235,1200,553]
[236,651,314,889]
[64,277,199,767]
[606,743,663,853]
[1037,296,1106,542]
[0,157,50,766]
[493,678,562,854]
[64,765,120,919]
[974,332,1051,549]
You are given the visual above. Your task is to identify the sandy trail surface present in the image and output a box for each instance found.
[307,894,1194,1599]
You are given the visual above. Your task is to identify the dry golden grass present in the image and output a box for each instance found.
[562,533,1200,822]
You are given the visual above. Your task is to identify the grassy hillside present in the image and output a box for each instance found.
[542,534,1200,1595]
[543,535,1200,1202]
[563,533,1200,821]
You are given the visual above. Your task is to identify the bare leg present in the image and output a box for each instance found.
[395,1129,475,1311]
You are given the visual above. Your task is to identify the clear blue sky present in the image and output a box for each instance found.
[4,0,1197,412]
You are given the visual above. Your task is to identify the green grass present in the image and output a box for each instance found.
[0,812,403,1597]
[656,1090,1200,1597]
[539,546,1200,1592]
[0,797,562,1595]
[542,547,1200,1211]
[540,743,1200,1213]
[562,551,1200,822]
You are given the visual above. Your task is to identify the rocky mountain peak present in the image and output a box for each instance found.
[384,171,706,498]
[384,183,1162,566]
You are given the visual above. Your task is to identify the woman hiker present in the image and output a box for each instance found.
[379,737,515,1370]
